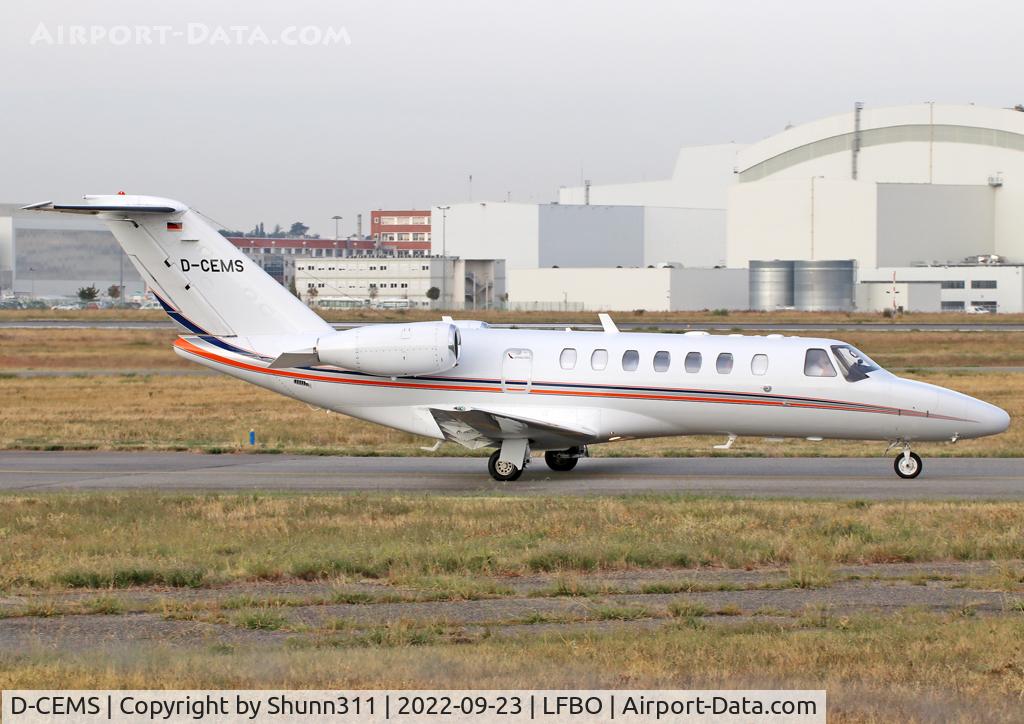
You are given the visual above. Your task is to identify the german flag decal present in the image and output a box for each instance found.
[167,221,183,231]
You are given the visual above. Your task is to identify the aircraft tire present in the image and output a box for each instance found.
[894,451,923,479]
[488,450,523,481]
[544,451,579,472]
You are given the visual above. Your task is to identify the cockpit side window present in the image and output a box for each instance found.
[804,348,837,377]
[830,344,881,382]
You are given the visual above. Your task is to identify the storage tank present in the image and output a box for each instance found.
[749,260,794,310]
[794,260,856,311]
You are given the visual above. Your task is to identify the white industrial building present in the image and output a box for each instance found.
[0,206,14,295]
[432,201,726,270]
[858,263,1023,313]
[517,103,1024,312]
[295,256,505,310]
[508,267,748,312]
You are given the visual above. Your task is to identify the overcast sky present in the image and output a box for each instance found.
[2,0,1023,236]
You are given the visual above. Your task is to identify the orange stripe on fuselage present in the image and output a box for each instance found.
[172,336,905,417]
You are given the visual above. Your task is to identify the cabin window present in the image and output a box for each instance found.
[751,353,769,376]
[559,348,577,370]
[591,349,608,371]
[804,348,838,377]
[716,353,734,374]
[653,350,671,372]
[684,351,702,373]
[622,349,640,372]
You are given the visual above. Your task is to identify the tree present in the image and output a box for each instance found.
[107,285,121,302]
[425,286,441,301]
[289,221,309,237]
[288,277,299,298]
[368,285,379,300]
[77,284,99,302]
[306,286,318,305]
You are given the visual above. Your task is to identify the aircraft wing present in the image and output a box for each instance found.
[428,407,597,450]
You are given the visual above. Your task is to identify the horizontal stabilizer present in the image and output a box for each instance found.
[268,349,320,369]
[22,197,186,215]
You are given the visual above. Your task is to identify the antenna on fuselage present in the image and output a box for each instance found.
[598,313,619,334]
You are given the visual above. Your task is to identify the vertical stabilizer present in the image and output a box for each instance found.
[24,195,332,338]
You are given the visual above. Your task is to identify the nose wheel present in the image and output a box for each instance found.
[894,450,923,479]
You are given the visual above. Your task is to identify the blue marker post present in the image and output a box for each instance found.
[249,429,256,446]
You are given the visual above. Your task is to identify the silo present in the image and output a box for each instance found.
[749,260,794,310]
[794,260,856,311]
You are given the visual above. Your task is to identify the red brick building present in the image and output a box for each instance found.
[370,210,431,252]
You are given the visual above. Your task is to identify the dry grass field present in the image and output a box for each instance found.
[2,494,1024,589]
[1,493,1023,721]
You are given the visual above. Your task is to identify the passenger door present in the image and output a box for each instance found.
[501,348,533,394]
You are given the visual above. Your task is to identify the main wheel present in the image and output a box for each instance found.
[544,450,579,472]
[488,450,523,481]
[894,451,923,479]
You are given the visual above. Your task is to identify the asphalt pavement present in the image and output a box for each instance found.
[0,452,1020,499]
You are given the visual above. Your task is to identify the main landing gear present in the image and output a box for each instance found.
[488,443,589,481]
[488,439,530,482]
[544,446,588,472]
[889,442,923,479]
[488,449,524,482]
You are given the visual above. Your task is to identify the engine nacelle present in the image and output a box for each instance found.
[316,322,460,377]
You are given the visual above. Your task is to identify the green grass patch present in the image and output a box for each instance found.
[235,610,287,631]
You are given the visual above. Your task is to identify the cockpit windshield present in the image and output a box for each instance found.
[830,344,882,382]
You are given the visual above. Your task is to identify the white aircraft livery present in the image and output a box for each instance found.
[26,195,1011,481]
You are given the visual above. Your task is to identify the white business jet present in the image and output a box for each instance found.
[26,195,1010,481]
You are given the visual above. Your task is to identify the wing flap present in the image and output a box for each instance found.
[428,407,596,450]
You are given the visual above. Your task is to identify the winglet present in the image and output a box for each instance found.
[598,313,619,334]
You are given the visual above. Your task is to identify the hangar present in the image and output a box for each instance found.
[485,103,1024,312]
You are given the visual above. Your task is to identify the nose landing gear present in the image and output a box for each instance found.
[889,442,923,479]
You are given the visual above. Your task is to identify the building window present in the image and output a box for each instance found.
[559,348,577,370]
[971,301,998,312]
[941,301,965,311]
[653,350,671,372]
[804,348,837,377]
[716,353,734,374]
[941,280,965,289]
[622,350,640,372]
[971,280,997,289]
[684,351,702,373]
[751,354,769,376]
[591,349,608,371]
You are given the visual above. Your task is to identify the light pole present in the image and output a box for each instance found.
[437,206,450,309]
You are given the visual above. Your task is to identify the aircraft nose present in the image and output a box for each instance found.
[968,398,1011,437]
